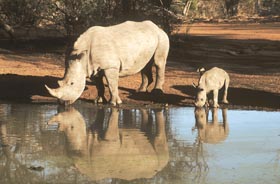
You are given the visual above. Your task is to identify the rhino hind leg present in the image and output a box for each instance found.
[138,60,153,92]
[153,31,169,91]
[222,78,230,104]
[104,68,122,105]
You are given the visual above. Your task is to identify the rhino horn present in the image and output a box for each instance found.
[192,82,198,88]
[45,85,62,99]
[57,80,64,87]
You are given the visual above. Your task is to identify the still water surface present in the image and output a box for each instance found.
[0,102,279,184]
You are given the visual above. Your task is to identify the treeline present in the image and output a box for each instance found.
[184,0,280,18]
[0,0,279,38]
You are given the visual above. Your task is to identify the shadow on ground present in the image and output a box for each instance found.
[0,74,279,110]
[173,85,280,109]
[118,86,187,105]
[0,74,59,101]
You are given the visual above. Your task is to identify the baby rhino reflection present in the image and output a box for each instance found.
[194,108,229,144]
[47,107,169,181]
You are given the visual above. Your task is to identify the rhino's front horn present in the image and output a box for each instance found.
[45,85,62,99]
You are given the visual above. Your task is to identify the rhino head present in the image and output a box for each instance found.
[193,82,207,107]
[45,53,87,104]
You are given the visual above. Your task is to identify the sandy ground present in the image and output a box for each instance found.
[0,22,279,110]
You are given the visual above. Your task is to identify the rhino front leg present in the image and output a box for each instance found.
[104,68,122,105]
[93,70,107,104]
[213,89,220,108]
[138,61,153,92]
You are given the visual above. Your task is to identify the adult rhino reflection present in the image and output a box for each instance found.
[47,107,169,181]
[194,108,229,144]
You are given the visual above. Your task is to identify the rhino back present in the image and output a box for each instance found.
[88,21,163,76]
[199,67,228,92]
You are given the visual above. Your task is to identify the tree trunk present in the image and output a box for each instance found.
[183,0,193,16]
[254,0,261,14]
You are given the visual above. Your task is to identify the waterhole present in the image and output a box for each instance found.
[0,101,279,184]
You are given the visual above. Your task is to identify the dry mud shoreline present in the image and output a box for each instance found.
[0,22,279,110]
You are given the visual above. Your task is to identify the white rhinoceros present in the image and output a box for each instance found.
[193,67,230,108]
[45,21,169,105]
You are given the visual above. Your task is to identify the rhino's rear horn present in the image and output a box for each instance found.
[192,82,198,88]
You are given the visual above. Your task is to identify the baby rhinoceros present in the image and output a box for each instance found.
[193,67,230,108]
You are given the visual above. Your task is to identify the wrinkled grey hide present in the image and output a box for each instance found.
[194,67,230,108]
[45,20,169,105]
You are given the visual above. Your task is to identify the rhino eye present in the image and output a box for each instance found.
[71,82,74,85]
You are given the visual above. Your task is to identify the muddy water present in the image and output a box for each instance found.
[0,102,279,184]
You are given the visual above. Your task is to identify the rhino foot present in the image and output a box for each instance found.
[222,99,229,104]
[136,88,148,93]
[94,96,107,104]
[109,100,122,106]
[212,103,220,108]
[109,96,122,106]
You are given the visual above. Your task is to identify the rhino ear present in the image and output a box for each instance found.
[199,67,205,73]
[72,31,89,55]
[196,67,206,75]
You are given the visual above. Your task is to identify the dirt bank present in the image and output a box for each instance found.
[0,22,279,110]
